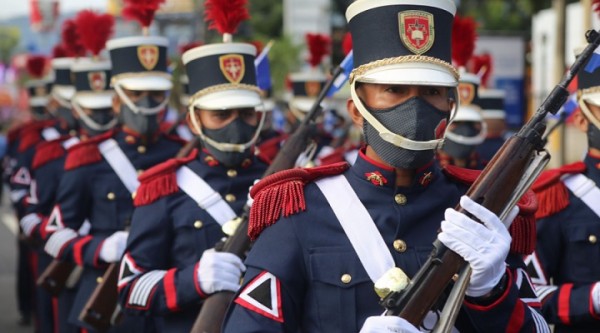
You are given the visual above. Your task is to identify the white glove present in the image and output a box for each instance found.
[20,213,41,237]
[197,248,246,295]
[592,283,600,314]
[359,316,421,333]
[45,228,78,258]
[245,179,261,207]
[438,196,518,297]
[99,231,129,263]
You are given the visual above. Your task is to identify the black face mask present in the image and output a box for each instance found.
[203,117,258,167]
[80,108,116,137]
[56,106,78,130]
[588,122,600,150]
[119,96,163,136]
[363,96,449,169]
[32,106,51,120]
[442,123,479,159]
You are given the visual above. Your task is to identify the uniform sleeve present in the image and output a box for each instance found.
[118,200,204,316]
[462,254,550,332]
[24,160,63,240]
[223,214,306,333]
[9,147,35,217]
[526,213,600,325]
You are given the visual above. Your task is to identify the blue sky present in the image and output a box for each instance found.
[0,0,107,20]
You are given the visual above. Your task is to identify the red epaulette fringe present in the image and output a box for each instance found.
[64,130,115,170]
[134,149,198,207]
[531,161,586,219]
[256,133,287,165]
[248,162,349,240]
[32,139,66,170]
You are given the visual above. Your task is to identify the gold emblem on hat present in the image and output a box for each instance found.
[398,11,435,55]
[137,45,159,70]
[88,71,106,92]
[458,82,475,105]
[219,54,245,84]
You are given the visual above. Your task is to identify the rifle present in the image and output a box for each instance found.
[37,259,83,296]
[190,65,346,333]
[377,29,600,332]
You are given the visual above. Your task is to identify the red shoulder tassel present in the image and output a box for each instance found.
[18,130,42,152]
[510,190,538,255]
[531,162,586,219]
[32,140,66,170]
[134,149,198,206]
[256,134,287,165]
[64,143,102,170]
[248,162,349,240]
[441,164,481,184]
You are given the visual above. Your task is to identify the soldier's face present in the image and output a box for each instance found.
[356,83,452,110]
[190,108,260,131]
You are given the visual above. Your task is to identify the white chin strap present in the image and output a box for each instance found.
[114,83,170,115]
[444,121,487,146]
[51,91,72,110]
[188,104,265,153]
[72,100,118,132]
[350,80,457,151]
[579,98,600,130]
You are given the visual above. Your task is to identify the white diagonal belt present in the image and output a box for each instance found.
[563,173,600,218]
[176,166,236,226]
[41,127,61,141]
[62,137,80,149]
[315,175,394,282]
[98,138,140,194]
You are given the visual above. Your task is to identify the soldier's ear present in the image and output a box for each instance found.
[347,98,364,128]
[186,110,200,135]
[573,109,589,133]
[112,94,121,114]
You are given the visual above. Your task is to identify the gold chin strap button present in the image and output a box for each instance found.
[125,135,135,144]
[393,239,407,253]
[394,194,407,205]
[227,169,238,178]
[96,276,104,284]
[225,194,236,203]
[194,220,203,229]
[589,234,597,244]
[131,191,137,200]
[137,169,144,176]
[137,145,146,154]
[107,192,116,200]
[340,274,352,284]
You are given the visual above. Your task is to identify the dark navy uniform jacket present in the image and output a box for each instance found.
[118,149,267,332]
[528,154,600,333]
[48,128,183,330]
[223,150,547,333]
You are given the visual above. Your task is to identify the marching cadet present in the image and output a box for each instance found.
[42,33,184,332]
[117,40,269,332]
[526,48,600,332]
[223,0,548,332]
[476,89,508,164]
[437,73,487,169]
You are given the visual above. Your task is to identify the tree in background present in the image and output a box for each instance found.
[0,27,21,65]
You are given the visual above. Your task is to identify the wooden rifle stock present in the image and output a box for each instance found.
[79,263,122,332]
[37,259,81,296]
[190,67,345,333]
[380,29,600,328]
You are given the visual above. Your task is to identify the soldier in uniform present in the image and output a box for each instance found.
[476,89,508,164]
[223,1,548,332]
[437,73,487,169]
[526,49,600,332]
[117,41,269,333]
[42,35,184,332]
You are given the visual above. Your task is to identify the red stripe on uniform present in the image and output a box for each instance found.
[52,297,59,333]
[506,299,525,333]
[193,262,207,298]
[558,284,573,325]
[73,235,93,266]
[163,268,179,312]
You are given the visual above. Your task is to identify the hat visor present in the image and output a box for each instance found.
[356,62,457,87]
[290,97,316,113]
[256,99,275,112]
[482,110,506,120]
[53,86,76,101]
[453,105,483,122]
[117,75,173,91]
[73,92,114,109]
[192,89,262,110]
[582,92,600,107]
[30,96,49,107]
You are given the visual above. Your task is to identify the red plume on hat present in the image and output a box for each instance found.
[52,44,70,59]
[75,10,115,57]
[472,53,493,88]
[306,33,331,68]
[122,0,166,35]
[26,55,49,79]
[204,0,250,43]
[179,41,203,55]
[61,19,86,57]
[451,15,477,68]
[594,0,600,16]
[342,32,352,56]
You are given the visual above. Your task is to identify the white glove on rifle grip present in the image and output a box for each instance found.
[359,316,421,333]
[438,196,518,297]
[196,248,246,295]
[99,231,129,263]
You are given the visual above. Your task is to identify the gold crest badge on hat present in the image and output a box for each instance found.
[88,71,106,92]
[137,45,159,70]
[458,82,475,105]
[398,11,434,55]
[219,54,245,84]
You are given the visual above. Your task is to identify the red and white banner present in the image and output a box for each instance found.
[30,0,60,33]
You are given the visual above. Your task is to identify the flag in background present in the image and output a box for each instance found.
[584,45,600,73]
[327,50,353,97]
[254,40,274,91]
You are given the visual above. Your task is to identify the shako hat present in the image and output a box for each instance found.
[478,89,506,120]
[347,0,458,87]
[25,55,53,108]
[289,33,330,113]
